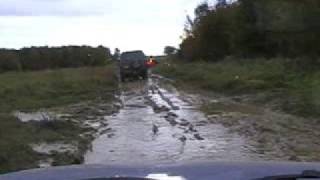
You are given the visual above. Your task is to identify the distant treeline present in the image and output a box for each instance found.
[0,46,112,72]
[180,0,320,61]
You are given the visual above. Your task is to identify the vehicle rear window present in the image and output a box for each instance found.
[121,51,146,61]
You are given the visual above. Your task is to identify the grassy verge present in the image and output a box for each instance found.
[0,65,117,173]
[155,58,320,117]
[0,66,117,112]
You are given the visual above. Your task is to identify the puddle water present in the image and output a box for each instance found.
[85,77,263,165]
[32,143,77,168]
[31,143,77,154]
[38,158,54,168]
[14,111,54,122]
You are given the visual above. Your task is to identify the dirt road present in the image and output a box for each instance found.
[85,76,272,165]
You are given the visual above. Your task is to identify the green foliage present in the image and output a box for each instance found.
[0,50,22,72]
[0,46,112,73]
[164,46,177,56]
[180,0,320,61]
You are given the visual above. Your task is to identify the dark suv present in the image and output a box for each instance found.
[119,51,148,82]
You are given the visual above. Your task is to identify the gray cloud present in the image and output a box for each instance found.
[0,0,202,17]
[0,0,110,16]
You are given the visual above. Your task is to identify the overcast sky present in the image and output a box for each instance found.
[0,0,208,55]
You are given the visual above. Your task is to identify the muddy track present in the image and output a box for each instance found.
[15,75,319,168]
[84,76,269,165]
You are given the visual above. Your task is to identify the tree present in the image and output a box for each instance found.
[184,15,194,37]
[216,0,227,9]
[0,50,21,72]
[179,0,320,61]
[180,36,198,61]
[0,46,113,73]
[195,2,210,20]
[164,46,177,56]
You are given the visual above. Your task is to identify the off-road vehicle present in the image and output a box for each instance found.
[119,50,148,81]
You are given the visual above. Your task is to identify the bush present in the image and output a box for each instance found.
[180,0,320,62]
[0,46,112,73]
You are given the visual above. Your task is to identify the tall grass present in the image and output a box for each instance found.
[155,58,320,117]
[0,66,117,112]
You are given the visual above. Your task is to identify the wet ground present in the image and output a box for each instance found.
[12,75,320,168]
[13,97,121,168]
[85,76,269,165]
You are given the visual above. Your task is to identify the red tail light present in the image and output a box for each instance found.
[146,60,156,67]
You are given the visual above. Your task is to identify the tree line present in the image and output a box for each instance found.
[179,0,320,61]
[0,46,112,73]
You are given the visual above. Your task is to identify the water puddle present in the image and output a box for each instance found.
[38,158,54,168]
[31,142,79,168]
[85,77,263,165]
[13,111,54,122]
[31,143,77,154]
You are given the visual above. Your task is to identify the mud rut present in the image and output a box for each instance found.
[84,76,265,165]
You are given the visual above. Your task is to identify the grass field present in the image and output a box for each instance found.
[155,58,320,117]
[0,65,117,173]
[0,66,117,112]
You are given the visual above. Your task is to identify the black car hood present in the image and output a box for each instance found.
[1,161,320,180]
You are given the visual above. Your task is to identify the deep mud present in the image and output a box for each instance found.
[157,75,320,162]
[85,76,278,165]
